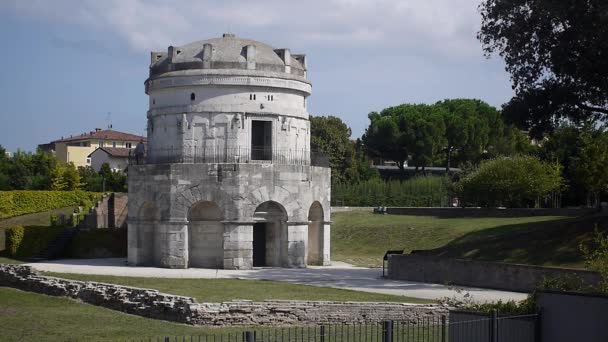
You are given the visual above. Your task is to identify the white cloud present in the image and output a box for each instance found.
[3,0,484,56]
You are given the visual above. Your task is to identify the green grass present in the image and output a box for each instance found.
[330,211,598,268]
[44,272,434,304]
[0,287,250,341]
[0,256,24,264]
[0,206,76,229]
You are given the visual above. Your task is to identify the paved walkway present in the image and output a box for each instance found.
[26,258,528,303]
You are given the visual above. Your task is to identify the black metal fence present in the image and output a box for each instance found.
[123,312,540,342]
[129,146,330,167]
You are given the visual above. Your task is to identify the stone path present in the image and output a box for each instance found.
[27,258,528,303]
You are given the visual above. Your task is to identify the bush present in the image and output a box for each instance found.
[456,156,564,207]
[6,226,24,257]
[332,176,449,206]
[0,190,101,219]
[5,225,65,258]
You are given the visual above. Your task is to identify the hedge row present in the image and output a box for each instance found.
[5,225,65,258]
[67,228,127,258]
[0,190,101,219]
[332,176,450,207]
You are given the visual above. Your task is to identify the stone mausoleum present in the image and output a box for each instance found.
[127,34,331,269]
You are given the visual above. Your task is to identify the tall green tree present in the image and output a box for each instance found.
[310,115,357,183]
[435,99,499,170]
[572,127,608,207]
[479,0,608,137]
[62,162,82,190]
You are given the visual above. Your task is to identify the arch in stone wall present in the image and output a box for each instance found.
[307,201,324,265]
[188,201,224,268]
[253,201,288,267]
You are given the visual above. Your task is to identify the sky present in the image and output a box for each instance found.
[0,0,514,152]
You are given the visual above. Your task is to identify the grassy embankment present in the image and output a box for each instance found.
[331,211,607,268]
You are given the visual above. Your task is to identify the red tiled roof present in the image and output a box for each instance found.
[52,129,146,143]
[88,147,133,158]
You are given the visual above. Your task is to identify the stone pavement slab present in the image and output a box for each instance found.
[26,258,528,303]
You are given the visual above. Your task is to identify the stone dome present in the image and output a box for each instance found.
[149,33,306,77]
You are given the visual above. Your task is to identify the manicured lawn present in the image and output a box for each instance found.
[0,256,25,264]
[0,206,77,229]
[331,211,590,268]
[44,272,434,304]
[0,287,250,341]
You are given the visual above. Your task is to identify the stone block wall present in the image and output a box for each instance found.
[0,264,448,326]
[128,163,332,269]
[388,254,602,293]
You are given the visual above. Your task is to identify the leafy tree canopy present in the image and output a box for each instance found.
[479,0,608,137]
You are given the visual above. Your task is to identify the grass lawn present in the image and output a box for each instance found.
[44,272,434,304]
[0,256,25,264]
[331,211,606,268]
[0,206,77,229]
[0,287,253,341]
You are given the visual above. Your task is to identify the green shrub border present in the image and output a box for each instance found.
[0,191,101,220]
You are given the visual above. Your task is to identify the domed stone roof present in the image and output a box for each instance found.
[149,33,306,77]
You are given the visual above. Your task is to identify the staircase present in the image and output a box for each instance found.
[27,228,79,262]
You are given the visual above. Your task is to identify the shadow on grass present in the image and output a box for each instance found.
[415,214,608,268]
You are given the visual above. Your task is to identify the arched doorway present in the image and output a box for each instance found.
[188,201,223,268]
[307,201,324,265]
[253,201,288,267]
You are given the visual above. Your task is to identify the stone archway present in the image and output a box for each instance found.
[307,201,324,265]
[253,201,288,267]
[188,201,223,268]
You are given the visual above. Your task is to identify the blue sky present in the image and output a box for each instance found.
[0,0,513,152]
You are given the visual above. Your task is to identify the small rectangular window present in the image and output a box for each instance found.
[112,142,116,147]
[99,141,104,147]
[126,143,132,148]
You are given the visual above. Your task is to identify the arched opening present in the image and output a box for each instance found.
[188,201,223,268]
[136,202,160,265]
[190,92,196,101]
[253,201,288,267]
[307,201,324,265]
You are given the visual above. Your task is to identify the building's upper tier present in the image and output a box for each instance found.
[149,33,307,79]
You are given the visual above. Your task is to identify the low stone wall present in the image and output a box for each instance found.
[388,254,602,293]
[0,264,447,326]
[385,207,598,218]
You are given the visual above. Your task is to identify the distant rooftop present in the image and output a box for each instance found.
[52,128,146,143]
[88,147,134,158]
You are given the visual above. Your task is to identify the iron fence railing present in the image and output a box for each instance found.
[128,146,330,167]
[112,311,540,342]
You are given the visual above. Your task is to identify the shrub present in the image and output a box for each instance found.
[581,228,608,294]
[456,156,564,207]
[0,190,101,219]
[5,225,65,258]
[6,226,24,257]
[332,176,449,207]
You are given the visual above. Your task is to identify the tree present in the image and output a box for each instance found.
[310,115,357,183]
[479,0,608,137]
[572,127,608,207]
[435,99,499,170]
[363,104,446,171]
[50,163,66,191]
[0,145,11,190]
[362,110,412,171]
[62,162,82,190]
[457,156,564,207]
[78,166,103,192]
